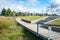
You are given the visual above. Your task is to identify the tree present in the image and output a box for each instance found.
[31,13,33,16]
[7,8,12,16]
[16,12,22,16]
[1,8,7,16]
[19,12,22,16]
[1,8,13,16]
[13,11,16,20]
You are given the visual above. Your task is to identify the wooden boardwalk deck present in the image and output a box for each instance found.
[16,18,60,40]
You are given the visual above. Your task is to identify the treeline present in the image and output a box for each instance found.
[1,8,15,16]
[16,12,34,16]
[1,8,57,16]
[1,8,34,16]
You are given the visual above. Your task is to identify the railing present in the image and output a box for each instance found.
[37,23,60,40]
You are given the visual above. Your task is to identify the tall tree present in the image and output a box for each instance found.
[7,8,12,16]
[1,8,13,16]
[1,8,7,16]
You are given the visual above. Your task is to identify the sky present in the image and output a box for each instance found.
[0,0,60,14]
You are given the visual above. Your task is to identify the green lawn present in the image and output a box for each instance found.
[0,16,41,40]
[48,17,60,28]
[49,17,60,25]
[18,16,46,21]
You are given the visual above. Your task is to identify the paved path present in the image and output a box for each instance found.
[16,18,60,40]
[31,17,48,23]
[37,16,59,24]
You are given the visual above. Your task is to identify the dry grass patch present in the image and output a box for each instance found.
[0,16,41,40]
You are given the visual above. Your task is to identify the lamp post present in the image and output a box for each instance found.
[13,11,16,20]
[51,3,54,15]
[50,0,56,16]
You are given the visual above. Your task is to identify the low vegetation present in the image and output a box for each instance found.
[48,17,60,28]
[49,17,60,25]
[18,16,46,21]
[0,16,40,40]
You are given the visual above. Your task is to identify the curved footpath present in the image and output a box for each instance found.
[16,18,60,40]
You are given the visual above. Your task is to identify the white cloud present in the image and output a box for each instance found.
[48,0,60,14]
[52,0,60,4]
[55,0,60,4]
[26,0,41,6]
[0,0,42,13]
[0,0,25,12]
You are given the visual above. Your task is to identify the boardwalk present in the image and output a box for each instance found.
[16,18,60,40]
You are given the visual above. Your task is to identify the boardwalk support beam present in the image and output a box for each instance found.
[48,26,52,40]
[37,24,39,36]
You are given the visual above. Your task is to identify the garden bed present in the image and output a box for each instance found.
[21,19,31,23]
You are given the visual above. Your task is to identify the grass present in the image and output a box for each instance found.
[49,17,60,25]
[0,16,41,40]
[48,17,60,28]
[18,16,46,21]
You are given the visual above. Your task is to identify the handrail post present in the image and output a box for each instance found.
[37,23,39,36]
[48,26,52,40]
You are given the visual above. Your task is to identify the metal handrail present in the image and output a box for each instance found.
[37,23,60,26]
[37,23,60,40]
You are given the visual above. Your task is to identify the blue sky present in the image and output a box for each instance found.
[0,0,60,14]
